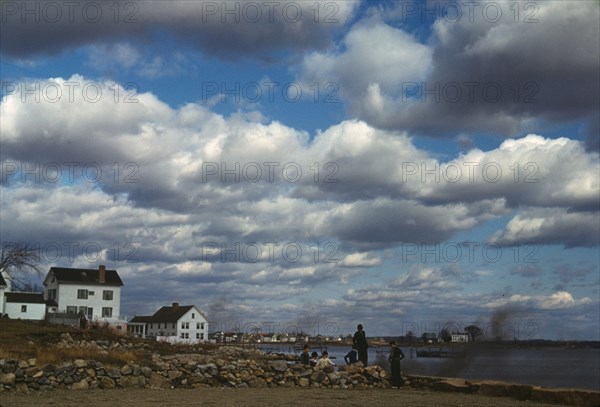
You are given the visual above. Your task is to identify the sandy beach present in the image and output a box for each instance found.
[0,387,566,407]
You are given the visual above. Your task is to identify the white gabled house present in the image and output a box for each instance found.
[3,292,46,320]
[43,265,124,323]
[128,303,208,343]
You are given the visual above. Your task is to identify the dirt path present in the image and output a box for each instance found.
[0,388,564,407]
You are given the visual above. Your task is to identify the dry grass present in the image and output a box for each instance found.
[0,319,142,366]
[34,345,142,366]
[0,319,222,367]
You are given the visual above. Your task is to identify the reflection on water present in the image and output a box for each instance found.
[258,343,600,391]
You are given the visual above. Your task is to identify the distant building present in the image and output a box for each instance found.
[43,265,124,324]
[451,333,470,343]
[127,303,208,343]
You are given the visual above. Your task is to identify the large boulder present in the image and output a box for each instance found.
[269,360,288,372]
[0,373,16,385]
[120,375,146,388]
[99,376,116,389]
[71,379,89,390]
[148,372,171,389]
[247,377,267,388]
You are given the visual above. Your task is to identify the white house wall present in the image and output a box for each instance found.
[4,302,46,320]
[0,272,11,315]
[46,282,121,321]
[145,307,209,343]
[175,307,209,342]
[0,287,6,315]
[147,322,178,337]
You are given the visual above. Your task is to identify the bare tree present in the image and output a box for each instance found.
[10,280,44,293]
[0,243,42,286]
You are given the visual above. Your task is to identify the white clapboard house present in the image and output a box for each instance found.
[3,292,46,320]
[128,303,208,343]
[43,265,124,324]
[1,270,47,320]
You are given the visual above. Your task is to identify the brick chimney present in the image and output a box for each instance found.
[172,302,179,309]
[99,265,106,284]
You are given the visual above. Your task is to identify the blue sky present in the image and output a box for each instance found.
[1,0,599,340]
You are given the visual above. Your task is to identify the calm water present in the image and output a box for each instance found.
[258,344,600,391]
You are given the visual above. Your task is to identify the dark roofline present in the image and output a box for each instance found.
[129,316,153,323]
[45,267,124,286]
[5,292,45,304]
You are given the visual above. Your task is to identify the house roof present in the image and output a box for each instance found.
[5,292,45,304]
[128,304,207,324]
[45,267,124,286]
[129,315,153,323]
[150,305,195,323]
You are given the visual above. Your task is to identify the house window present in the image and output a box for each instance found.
[197,323,200,329]
[21,305,27,312]
[103,290,113,300]
[192,313,195,319]
[79,306,93,318]
[201,323,204,330]
[180,333,184,338]
[77,289,88,299]
[47,289,56,300]
[66,306,77,314]
[102,307,113,318]
[201,333,204,340]
[196,333,200,339]
[150,323,153,329]
[88,291,94,296]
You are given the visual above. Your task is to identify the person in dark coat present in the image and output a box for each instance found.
[344,347,358,364]
[300,344,310,365]
[388,340,405,388]
[352,324,369,366]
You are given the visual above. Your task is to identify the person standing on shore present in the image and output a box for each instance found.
[300,344,310,365]
[353,324,369,366]
[388,340,405,388]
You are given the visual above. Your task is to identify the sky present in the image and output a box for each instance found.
[0,0,599,341]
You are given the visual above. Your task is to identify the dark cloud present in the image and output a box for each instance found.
[0,1,358,60]
[299,1,600,139]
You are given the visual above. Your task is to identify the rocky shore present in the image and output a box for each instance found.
[1,334,598,407]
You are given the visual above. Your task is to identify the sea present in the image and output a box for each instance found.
[257,344,600,391]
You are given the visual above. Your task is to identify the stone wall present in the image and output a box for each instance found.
[0,342,388,393]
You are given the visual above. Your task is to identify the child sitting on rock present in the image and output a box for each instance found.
[315,351,335,370]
